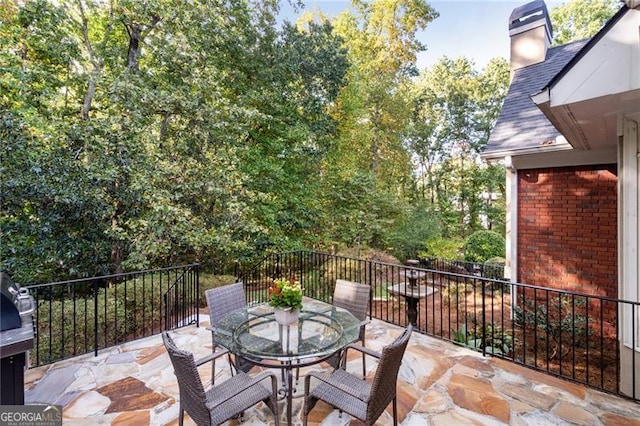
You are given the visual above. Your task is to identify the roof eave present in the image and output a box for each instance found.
[480,141,574,161]
[530,89,591,150]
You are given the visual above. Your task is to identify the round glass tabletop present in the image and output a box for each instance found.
[215,299,361,364]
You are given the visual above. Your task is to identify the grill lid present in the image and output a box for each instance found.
[0,272,26,331]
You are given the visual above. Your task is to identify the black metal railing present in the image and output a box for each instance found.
[420,257,506,280]
[237,250,639,402]
[27,264,199,367]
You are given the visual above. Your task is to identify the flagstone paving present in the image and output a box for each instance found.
[23,317,640,425]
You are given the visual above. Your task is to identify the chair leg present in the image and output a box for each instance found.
[211,335,216,385]
[211,358,216,385]
[228,353,236,376]
[360,335,367,378]
[179,407,184,426]
[392,397,397,426]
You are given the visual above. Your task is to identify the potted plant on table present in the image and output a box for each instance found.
[268,278,303,326]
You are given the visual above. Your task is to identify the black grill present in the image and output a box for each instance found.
[0,271,35,405]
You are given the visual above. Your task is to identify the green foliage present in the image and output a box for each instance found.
[452,324,469,344]
[34,286,142,364]
[464,230,505,263]
[419,237,465,260]
[409,57,509,236]
[198,274,238,307]
[452,318,514,356]
[550,0,620,46]
[513,294,593,359]
[383,202,441,261]
[2,0,509,283]
[483,257,505,280]
[268,278,303,310]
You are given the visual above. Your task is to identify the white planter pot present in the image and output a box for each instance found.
[274,308,300,326]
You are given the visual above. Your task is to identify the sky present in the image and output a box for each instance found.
[281,0,565,71]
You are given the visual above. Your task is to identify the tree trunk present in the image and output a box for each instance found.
[110,201,124,275]
[126,23,141,71]
[81,61,103,120]
[371,107,381,175]
[160,112,170,142]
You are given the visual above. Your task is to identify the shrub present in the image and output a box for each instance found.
[384,204,441,261]
[453,316,514,356]
[513,294,593,359]
[34,291,133,364]
[483,257,505,280]
[464,231,505,263]
[419,237,465,261]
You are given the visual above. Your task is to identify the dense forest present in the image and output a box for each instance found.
[0,0,617,284]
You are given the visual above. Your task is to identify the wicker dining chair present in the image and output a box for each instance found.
[205,282,255,384]
[330,279,371,377]
[302,325,413,426]
[162,331,280,426]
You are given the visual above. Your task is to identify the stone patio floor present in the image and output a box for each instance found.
[23,317,640,425]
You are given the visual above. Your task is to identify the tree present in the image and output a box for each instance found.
[550,0,619,45]
[1,0,513,283]
[331,0,438,187]
[464,230,505,263]
[409,57,509,236]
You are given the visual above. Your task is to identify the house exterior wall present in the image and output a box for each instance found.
[517,165,618,302]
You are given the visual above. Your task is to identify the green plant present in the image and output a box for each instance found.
[419,237,465,260]
[483,257,505,280]
[198,274,238,308]
[452,324,469,344]
[464,230,505,263]
[34,290,134,364]
[268,278,303,310]
[513,294,592,359]
[384,203,441,260]
[452,316,514,355]
[373,285,389,300]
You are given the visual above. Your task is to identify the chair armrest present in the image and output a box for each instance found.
[195,348,229,367]
[249,370,279,388]
[344,343,381,360]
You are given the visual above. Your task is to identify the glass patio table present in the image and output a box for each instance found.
[214,298,361,425]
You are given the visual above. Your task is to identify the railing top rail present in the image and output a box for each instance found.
[27,264,200,288]
[263,250,640,306]
[510,281,640,306]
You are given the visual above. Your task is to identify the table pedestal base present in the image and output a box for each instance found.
[405,297,419,326]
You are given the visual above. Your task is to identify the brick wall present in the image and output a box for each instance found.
[517,165,617,299]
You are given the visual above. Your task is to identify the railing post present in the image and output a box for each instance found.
[275,254,282,278]
[163,290,168,331]
[481,278,486,357]
[195,264,200,327]
[93,279,99,357]
[368,260,373,321]
[298,250,304,285]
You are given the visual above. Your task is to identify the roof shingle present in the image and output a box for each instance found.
[483,40,588,157]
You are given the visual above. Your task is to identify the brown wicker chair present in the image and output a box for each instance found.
[302,325,412,426]
[205,282,255,384]
[329,279,371,377]
[162,331,280,426]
